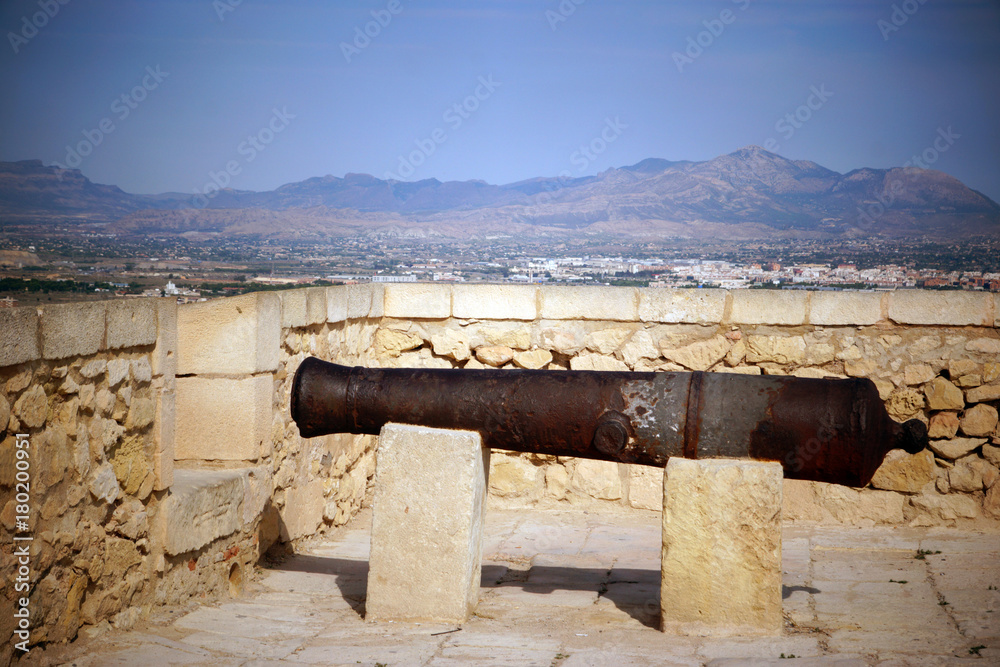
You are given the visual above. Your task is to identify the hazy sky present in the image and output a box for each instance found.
[2,0,998,200]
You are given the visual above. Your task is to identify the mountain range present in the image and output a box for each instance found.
[2,147,998,241]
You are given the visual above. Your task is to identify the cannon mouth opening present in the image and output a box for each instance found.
[290,357,354,439]
[896,419,928,455]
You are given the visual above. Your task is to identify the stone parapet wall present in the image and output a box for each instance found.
[1,298,175,661]
[370,285,1000,527]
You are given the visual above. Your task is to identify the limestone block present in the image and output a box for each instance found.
[928,412,959,439]
[346,283,384,319]
[661,458,782,636]
[40,301,106,360]
[279,289,308,328]
[983,444,1000,467]
[488,453,542,498]
[152,298,177,378]
[241,466,272,526]
[539,286,638,321]
[384,283,451,319]
[0,394,9,437]
[374,327,422,358]
[14,384,47,429]
[957,374,982,388]
[585,327,634,354]
[924,377,964,411]
[177,292,280,375]
[949,359,979,378]
[948,463,983,493]
[885,388,925,421]
[809,291,882,326]
[106,299,158,350]
[909,492,979,522]
[279,479,326,541]
[627,464,663,510]
[475,345,514,367]
[570,352,629,372]
[513,349,552,369]
[745,335,806,365]
[154,389,175,490]
[160,469,244,555]
[571,459,623,500]
[0,306,39,367]
[321,285,346,324]
[870,449,935,493]
[928,437,987,460]
[967,384,1000,403]
[367,424,489,623]
[903,364,934,386]
[452,284,537,320]
[431,328,471,361]
[996,293,1000,328]
[175,376,272,461]
[966,337,1000,355]
[540,327,580,354]
[729,290,807,326]
[961,404,998,437]
[638,288,726,324]
[790,367,845,379]
[813,484,905,524]
[661,335,729,371]
[617,330,660,368]
[480,324,531,350]
[888,290,992,326]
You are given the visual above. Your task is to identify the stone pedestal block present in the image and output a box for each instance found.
[366,424,490,623]
[660,458,783,636]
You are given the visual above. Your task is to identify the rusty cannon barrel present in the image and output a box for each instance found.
[290,357,927,488]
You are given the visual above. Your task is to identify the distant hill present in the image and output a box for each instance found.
[1,147,998,240]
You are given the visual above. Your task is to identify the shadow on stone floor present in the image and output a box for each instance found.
[783,584,821,599]
[263,556,669,629]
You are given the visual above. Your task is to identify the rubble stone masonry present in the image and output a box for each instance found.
[1,284,997,661]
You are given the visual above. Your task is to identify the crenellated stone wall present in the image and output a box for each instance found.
[1,284,998,661]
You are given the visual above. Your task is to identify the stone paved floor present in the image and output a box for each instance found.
[23,507,1000,666]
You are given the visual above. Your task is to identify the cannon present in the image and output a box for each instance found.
[290,357,927,488]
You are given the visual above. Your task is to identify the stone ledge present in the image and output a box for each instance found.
[809,291,882,326]
[638,288,726,324]
[539,286,638,321]
[160,467,268,556]
[106,299,159,350]
[40,301,107,360]
[152,299,177,379]
[325,285,347,323]
[452,284,537,321]
[347,283,384,319]
[888,290,993,326]
[729,290,807,326]
[0,306,40,367]
[174,375,273,461]
[384,283,452,319]
[177,292,281,374]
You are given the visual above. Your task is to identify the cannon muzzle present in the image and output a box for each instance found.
[291,357,927,488]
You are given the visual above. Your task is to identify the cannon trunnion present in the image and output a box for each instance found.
[290,357,927,488]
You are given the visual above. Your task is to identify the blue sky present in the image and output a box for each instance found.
[1,0,998,200]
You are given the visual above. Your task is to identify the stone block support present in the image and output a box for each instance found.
[660,458,783,636]
[366,424,490,623]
